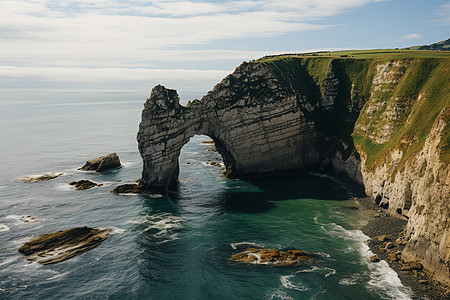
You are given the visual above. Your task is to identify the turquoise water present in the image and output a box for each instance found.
[0,94,413,299]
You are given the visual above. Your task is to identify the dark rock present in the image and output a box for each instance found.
[19,227,111,264]
[377,235,391,242]
[79,153,121,172]
[370,255,381,262]
[111,182,153,194]
[69,180,102,190]
[21,172,63,183]
[375,194,382,205]
[409,261,424,271]
[380,200,389,209]
[229,248,315,266]
[385,242,395,249]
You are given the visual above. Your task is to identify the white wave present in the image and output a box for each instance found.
[365,249,413,299]
[230,241,265,250]
[324,267,336,277]
[55,183,74,191]
[182,151,201,154]
[326,223,413,299]
[149,193,164,198]
[144,212,184,240]
[47,271,71,281]
[280,274,310,292]
[0,224,10,232]
[338,274,361,286]
[0,186,7,189]
[0,256,20,267]
[266,290,294,300]
[6,215,44,224]
[296,266,320,273]
[295,266,336,277]
[121,161,137,168]
[315,251,331,258]
[109,227,125,234]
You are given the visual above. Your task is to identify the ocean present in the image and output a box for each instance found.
[0,91,413,299]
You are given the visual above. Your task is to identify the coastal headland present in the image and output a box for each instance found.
[135,49,449,291]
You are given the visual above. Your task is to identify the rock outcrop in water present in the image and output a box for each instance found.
[79,153,121,171]
[137,52,449,286]
[19,227,111,264]
[229,248,315,266]
[21,172,63,183]
[69,180,102,190]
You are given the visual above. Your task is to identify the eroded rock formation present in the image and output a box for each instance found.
[137,55,449,285]
[69,180,103,190]
[19,227,111,264]
[229,248,315,266]
[138,62,325,189]
[21,172,63,183]
[79,153,121,172]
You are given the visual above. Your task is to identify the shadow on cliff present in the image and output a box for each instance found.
[170,172,352,214]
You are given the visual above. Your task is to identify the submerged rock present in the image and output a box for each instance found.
[69,180,102,190]
[21,172,63,183]
[79,153,121,172]
[19,227,111,265]
[229,248,315,266]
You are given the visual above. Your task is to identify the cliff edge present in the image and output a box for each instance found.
[137,50,449,286]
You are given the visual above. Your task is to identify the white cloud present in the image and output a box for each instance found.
[401,33,421,41]
[434,2,450,25]
[0,66,230,82]
[0,0,382,87]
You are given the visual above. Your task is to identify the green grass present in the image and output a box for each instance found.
[253,49,450,169]
[257,49,450,61]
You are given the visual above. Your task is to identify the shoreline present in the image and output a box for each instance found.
[356,196,449,300]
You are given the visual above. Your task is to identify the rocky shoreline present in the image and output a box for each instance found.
[357,196,449,300]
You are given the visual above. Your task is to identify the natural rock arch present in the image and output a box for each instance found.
[137,62,335,191]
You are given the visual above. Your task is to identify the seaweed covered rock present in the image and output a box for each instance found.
[229,248,315,266]
[19,227,111,264]
[21,172,63,183]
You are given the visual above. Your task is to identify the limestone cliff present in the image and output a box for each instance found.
[137,62,324,188]
[137,51,449,285]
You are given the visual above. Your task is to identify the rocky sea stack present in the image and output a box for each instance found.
[79,153,121,172]
[137,51,449,286]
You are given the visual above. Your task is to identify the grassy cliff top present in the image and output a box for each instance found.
[256,49,450,62]
[254,49,449,168]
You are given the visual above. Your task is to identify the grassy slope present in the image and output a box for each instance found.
[256,50,450,169]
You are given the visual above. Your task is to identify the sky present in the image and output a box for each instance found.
[0,0,449,103]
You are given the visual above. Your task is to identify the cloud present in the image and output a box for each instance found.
[0,66,230,82]
[401,33,421,41]
[0,0,382,87]
[434,2,450,25]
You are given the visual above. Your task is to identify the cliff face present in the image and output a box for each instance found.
[330,58,450,285]
[138,62,325,188]
[137,52,449,285]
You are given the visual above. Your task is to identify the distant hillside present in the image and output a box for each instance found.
[407,38,450,51]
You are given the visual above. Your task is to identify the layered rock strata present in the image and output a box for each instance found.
[137,54,449,285]
[138,63,322,189]
[19,227,111,264]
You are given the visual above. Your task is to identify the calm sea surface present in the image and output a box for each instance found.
[0,92,413,299]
